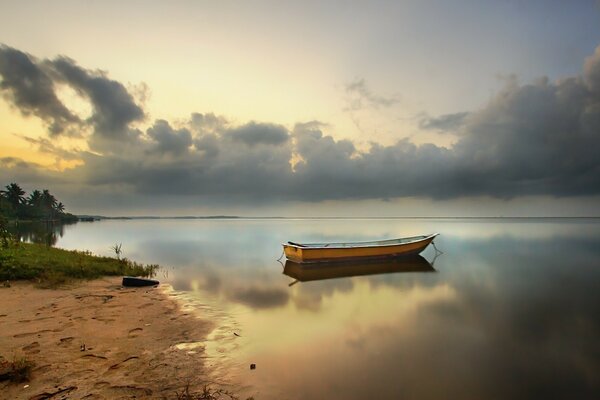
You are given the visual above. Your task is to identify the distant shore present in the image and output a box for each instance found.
[0,277,217,399]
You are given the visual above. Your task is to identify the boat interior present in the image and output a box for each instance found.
[287,234,435,249]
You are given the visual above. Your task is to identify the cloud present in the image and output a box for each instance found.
[0,45,80,134]
[584,45,600,93]
[0,43,144,145]
[190,112,227,134]
[225,121,289,146]
[0,157,65,186]
[344,78,400,111]
[419,112,469,132]
[47,56,145,139]
[147,119,192,155]
[16,134,80,160]
[2,44,600,205]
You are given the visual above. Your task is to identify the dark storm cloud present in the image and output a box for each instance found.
[0,45,79,134]
[419,111,469,132]
[47,56,145,138]
[225,122,289,146]
[146,120,192,155]
[0,44,144,142]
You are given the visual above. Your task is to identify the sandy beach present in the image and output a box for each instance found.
[0,278,216,399]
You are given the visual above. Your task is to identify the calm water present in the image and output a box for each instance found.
[32,218,600,399]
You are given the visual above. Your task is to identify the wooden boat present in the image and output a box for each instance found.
[283,255,435,283]
[282,233,439,263]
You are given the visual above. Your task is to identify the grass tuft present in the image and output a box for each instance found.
[0,356,35,383]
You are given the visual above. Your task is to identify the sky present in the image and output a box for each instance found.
[1,0,600,216]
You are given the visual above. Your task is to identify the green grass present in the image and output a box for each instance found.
[0,242,158,286]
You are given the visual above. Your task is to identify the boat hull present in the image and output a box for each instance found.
[282,234,438,263]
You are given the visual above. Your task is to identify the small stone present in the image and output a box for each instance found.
[250,363,256,370]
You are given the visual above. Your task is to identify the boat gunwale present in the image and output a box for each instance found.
[282,233,439,251]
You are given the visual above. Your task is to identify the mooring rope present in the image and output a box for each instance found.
[276,249,285,262]
[431,240,444,256]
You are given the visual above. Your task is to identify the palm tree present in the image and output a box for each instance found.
[55,202,65,214]
[27,190,42,207]
[1,183,26,208]
[41,189,57,220]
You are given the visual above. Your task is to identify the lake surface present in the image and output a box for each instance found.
[34,218,600,399]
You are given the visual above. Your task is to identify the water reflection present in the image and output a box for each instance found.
[51,219,600,399]
[283,255,435,284]
[8,221,76,246]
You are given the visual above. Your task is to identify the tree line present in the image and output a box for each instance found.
[0,183,78,222]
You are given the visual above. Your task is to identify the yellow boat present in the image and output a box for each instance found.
[282,233,439,263]
[283,255,435,283]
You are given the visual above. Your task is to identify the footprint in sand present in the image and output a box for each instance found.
[22,341,40,354]
[33,364,52,373]
[128,328,143,338]
[108,356,139,370]
[94,381,111,389]
[81,354,108,360]
[14,329,52,338]
[94,317,116,323]
[58,336,75,347]
[107,386,152,397]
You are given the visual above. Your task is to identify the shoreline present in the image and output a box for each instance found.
[0,277,220,399]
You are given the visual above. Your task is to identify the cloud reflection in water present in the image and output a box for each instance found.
[53,219,600,399]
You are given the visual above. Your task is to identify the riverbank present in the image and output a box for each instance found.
[0,242,157,286]
[0,277,217,399]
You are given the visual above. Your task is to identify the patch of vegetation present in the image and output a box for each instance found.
[0,242,158,286]
[1,182,78,223]
[0,356,35,383]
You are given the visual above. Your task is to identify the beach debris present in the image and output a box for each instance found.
[122,276,160,287]
[233,332,241,337]
[29,386,77,399]
[80,343,86,352]
[23,384,29,388]
[250,363,256,370]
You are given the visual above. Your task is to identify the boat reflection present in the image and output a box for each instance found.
[283,255,435,284]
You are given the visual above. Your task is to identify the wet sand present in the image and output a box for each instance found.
[0,277,215,399]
